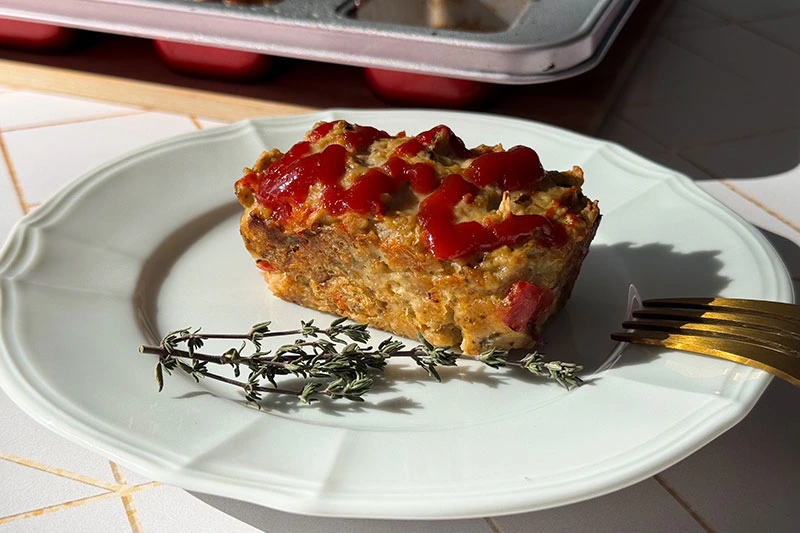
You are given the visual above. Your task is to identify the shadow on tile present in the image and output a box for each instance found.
[614,12,800,181]
[189,478,707,533]
[491,478,706,533]
[657,375,800,532]
[758,226,800,280]
[681,128,800,180]
[187,492,492,533]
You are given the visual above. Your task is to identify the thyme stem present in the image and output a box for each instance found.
[140,345,297,367]
[170,329,304,344]
[142,318,583,406]
[200,371,301,397]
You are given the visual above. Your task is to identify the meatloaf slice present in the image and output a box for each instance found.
[235,120,600,354]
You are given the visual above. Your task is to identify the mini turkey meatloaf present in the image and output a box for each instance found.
[235,120,600,355]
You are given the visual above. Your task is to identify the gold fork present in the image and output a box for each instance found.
[610,297,800,386]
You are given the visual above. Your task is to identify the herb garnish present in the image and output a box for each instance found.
[139,318,583,406]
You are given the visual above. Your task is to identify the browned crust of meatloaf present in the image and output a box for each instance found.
[242,211,600,353]
[236,122,601,354]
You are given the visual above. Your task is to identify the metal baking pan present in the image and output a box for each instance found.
[0,0,640,84]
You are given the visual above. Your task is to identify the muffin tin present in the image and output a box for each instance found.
[0,0,639,84]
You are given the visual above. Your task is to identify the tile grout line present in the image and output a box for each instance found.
[720,180,800,234]
[654,474,716,532]
[673,152,723,180]
[676,124,800,152]
[0,84,154,114]
[584,0,675,136]
[484,516,503,533]
[612,111,800,156]
[662,20,800,95]
[610,115,799,184]
[617,96,800,146]
[0,452,120,491]
[0,130,29,214]
[683,0,800,24]
[109,461,145,533]
[659,32,750,84]
[2,109,149,133]
[610,114,672,150]
[682,0,734,23]
[608,114,724,180]
[740,23,800,56]
[674,0,731,23]
[0,481,160,526]
[0,491,119,526]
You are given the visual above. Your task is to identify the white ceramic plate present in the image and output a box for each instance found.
[0,110,793,519]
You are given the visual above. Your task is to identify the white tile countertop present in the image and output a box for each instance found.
[0,0,798,531]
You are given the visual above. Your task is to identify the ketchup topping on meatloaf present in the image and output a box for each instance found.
[236,120,581,261]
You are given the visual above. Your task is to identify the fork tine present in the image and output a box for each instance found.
[611,297,800,387]
[610,330,800,386]
[630,308,800,340]
[619,319,800,354]
[642,297,800,322]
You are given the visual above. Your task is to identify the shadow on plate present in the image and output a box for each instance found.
[133,201,242,344]
[546,240,729,375]
[179,362,538,417]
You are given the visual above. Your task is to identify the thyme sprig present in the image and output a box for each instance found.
[139,318,583,406]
